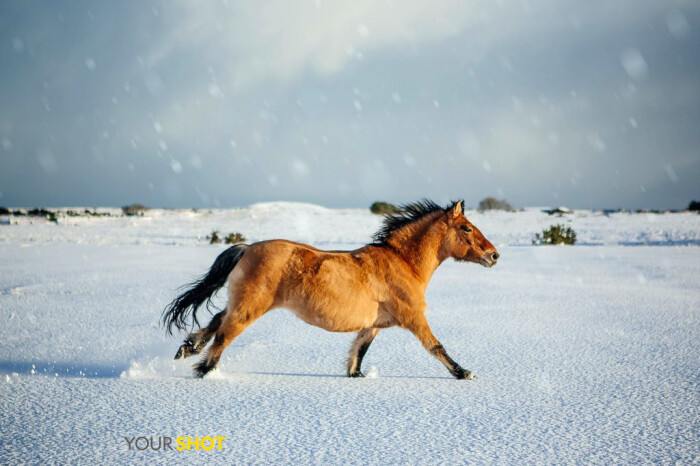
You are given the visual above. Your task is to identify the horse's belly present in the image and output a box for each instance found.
[281,256,383,332]
[286,301,379,333]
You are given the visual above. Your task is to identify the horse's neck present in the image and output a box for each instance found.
[388,221,445,285]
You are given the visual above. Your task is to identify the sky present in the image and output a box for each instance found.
[0,0,698,210]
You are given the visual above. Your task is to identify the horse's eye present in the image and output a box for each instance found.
[461,226,473,234]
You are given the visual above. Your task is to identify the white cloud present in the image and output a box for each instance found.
[125,0,695,150]
[156,1,473,87]
[145,0,684,90]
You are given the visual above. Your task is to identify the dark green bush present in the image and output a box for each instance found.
[478,197,513,211]
[370,201,400,215]
[207,231,246,244]
[122,204,149,216]
[533,224,577,245]
[224,232,246,244]
[689,200,700,212]
[27,208,53,217]
[208,231,222,244]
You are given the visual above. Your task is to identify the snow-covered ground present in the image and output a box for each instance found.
[1,204,698,464]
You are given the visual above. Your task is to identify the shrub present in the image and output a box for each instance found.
[689,200,700,212]
[533,224,577,245]
[370,201,400,215]
[478,197,513,211]
[0,207,9,216]
[224,232,246,244]
[208,231,222,244]
[86,209,112,217]
[545,207,573,216]
[27,208,54,217]
[122,203,149,216]
[22,208,58,222]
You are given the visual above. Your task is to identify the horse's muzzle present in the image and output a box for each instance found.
[480,251,499,268]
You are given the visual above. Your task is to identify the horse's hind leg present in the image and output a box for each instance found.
[193,301,268,378]
[346,328,379,377]
[174,311,225,360]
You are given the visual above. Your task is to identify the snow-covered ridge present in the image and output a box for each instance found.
[1,205,698,247]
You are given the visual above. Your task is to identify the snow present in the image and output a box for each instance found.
[620,48,648,81]
[1,205,699,463]
[666,10,691,39]
[2,205,699,248]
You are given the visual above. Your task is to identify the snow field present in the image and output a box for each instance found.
[0,206,699,464]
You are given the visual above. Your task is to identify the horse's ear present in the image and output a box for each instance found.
[450,200,463,218]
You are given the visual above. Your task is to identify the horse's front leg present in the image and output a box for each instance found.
[405,316,474,380]
[346,328,380,377]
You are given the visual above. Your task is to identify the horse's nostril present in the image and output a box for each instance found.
[491,252,499,261]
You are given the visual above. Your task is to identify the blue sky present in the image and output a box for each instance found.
[1,0,698,209]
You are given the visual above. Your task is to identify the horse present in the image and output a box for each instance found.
[162,199,499,379]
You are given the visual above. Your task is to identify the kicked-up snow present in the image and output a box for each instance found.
[0,205,698,464]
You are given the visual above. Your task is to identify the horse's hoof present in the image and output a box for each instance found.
[348,371,365,378]
[454,368,475,380]
[174,344,193,360]
[193,359,216,378]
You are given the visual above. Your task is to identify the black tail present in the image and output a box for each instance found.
[162,244,248,335]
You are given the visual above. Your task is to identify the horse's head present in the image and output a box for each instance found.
[441,200,499,267]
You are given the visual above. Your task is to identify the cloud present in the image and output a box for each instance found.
[145,0,692,90]
[154,0,486,89]
[1,0,698,208]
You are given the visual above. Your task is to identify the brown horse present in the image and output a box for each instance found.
[162,200,499,379]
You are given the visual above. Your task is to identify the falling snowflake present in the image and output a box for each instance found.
[170,159,183,174]
[620,48,648,80]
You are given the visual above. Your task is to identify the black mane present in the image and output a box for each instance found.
[372,199,462,244]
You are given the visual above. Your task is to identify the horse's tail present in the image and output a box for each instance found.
[162,244,248,335]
